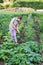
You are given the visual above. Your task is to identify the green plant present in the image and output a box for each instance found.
[0,12,43,43]
[3,4,9,9]
[0,12,43,65]
[0,3,4,9]
[0,41,42,65]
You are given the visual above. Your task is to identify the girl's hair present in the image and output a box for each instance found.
[18,16,22,20]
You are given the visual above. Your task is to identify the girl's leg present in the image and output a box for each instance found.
[11,30,17,43]
[12,33,17,43]
[9,27,18,44]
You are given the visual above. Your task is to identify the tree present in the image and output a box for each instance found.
[0,0,3,3]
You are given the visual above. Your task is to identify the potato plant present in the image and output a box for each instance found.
[0,12,43,65]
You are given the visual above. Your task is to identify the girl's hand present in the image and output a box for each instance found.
[17,29,20,34]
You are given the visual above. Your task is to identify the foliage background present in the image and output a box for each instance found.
[0,0,43,9]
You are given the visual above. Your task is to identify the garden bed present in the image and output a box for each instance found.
[0,12,43,65]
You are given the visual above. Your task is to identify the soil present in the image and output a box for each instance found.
[1,7,35,12]
[0,61,5,65]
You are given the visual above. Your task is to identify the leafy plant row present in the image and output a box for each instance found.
[0,41,42,65]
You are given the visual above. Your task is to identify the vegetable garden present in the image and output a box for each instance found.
[0,11,43,65]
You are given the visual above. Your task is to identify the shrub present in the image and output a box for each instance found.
[3,4,9,9]
[0,0,3,3]
[0,3,4,9]
[14,2,43,9]
[0,1,43,9]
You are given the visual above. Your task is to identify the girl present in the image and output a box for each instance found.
[9,16,22,44]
